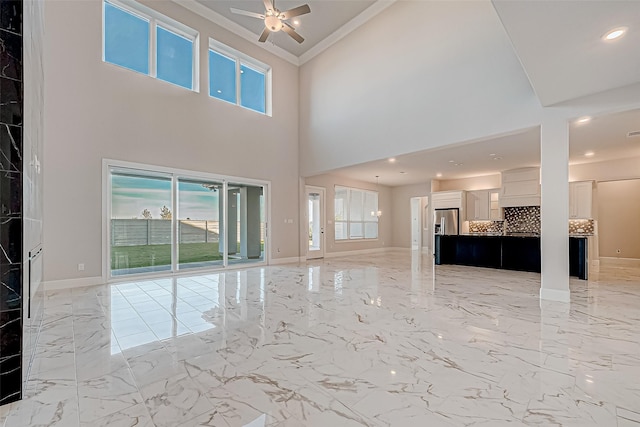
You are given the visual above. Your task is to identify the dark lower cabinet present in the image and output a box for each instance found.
[435,235,588,279]
[502,237,541,273]
[455,236,502,268]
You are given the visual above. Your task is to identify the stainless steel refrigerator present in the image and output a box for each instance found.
[434,208,459,235]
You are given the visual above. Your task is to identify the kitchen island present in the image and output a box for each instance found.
[435,234,588,279]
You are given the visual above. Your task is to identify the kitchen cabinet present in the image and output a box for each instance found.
[466,190,488,220]
[432,191,465,209]
[569,181,593,219]
[489,190,502,220]
[500,167,541,207]
[466,189,502,221]
[435,235,588,279]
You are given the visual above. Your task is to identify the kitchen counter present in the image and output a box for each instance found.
[435,234,588,279]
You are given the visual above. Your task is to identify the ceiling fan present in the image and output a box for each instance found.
[230,0,311,44]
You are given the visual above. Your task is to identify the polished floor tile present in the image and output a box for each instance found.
[3,251,640,426]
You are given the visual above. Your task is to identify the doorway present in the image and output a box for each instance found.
[410,196,429,252]
[306,186,325,259]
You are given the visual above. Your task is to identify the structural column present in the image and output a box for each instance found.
[540,112,570,302]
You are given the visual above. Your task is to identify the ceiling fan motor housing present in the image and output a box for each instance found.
[265,15,283,31]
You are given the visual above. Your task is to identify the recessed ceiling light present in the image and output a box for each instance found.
[576,116,591,124]
[436,173,443,178]
[585,151,595,157]
[388,158,396,163]
[603,26,628,41]
[448,160,455,163]
[493,157,502,160]
[217,90,222,93]
[293,20,300,25]
[454,162,463,166]
[489,153,496,157]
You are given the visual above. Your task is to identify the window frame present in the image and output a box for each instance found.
[102,0,200,92]
[334,186,379,242]
[209,38,272,116]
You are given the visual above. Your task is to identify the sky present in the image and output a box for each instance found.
[111,175,220,220]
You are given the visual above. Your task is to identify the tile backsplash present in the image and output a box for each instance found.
[569,219,595,235]
[469,221,504,233]
[504,206,540,234]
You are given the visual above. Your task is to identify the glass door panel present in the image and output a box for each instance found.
[306,187,325,259]
[177,179,224,270]
[110,171,172,276]
[227,183,265,265]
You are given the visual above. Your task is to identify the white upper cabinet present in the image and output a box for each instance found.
[500,167,541,207]
[466,190,488,220]
[569,181,593,219]
[489,190,502,220]
[466,189,502,221]
[432,191,465,209]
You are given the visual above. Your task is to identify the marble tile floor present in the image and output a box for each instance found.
[2,251,640,426]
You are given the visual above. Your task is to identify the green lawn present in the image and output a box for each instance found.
[111,242,223,269]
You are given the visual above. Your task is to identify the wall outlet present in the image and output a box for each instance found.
[78,263,85,271]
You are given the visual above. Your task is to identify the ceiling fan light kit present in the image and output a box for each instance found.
[231,0,311,44]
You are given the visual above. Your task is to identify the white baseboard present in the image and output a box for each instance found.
[600,257,640,268]
[270,256,303,265]
[540,287,570,303]
[44,276,105,291]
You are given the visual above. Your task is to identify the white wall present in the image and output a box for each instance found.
[597,179,640,259]
[390,183,431,248]
[299,0,542,177]
[303,174,391,255]
[43,0,300,283]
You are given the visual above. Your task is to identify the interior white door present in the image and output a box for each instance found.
[306,186,325,259]
[411,197,422,250]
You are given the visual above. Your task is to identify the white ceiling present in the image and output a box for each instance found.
[195,0,377,57]
[181,0,640,185]
[328,108,640,187]
[493,0,640,106]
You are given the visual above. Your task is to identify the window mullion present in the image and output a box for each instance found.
[150,18,157,77]
[171,174,178,272]
[222,180,229,267]
[236,59,241,107]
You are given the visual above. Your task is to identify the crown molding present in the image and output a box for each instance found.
[299,0,396,65]
[171,0,300,66]
[170,0,396,67]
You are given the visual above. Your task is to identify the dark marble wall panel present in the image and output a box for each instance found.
[0,0,22,406]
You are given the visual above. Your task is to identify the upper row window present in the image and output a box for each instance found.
[103,0,197,90]
[103,0,271,115]
[209,41,269,115]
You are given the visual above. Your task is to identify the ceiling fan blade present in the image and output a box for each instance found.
[230,8,264,19]
[282,22,304,43]
[280,4,310,20]
[263,0,274,12]
[258,27,270,43]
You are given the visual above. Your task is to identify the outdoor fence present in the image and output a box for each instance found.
[111,219,220,246]
[111,219,265,246]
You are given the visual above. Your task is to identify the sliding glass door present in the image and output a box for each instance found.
[111,171,173,276]
[108,163,268,278]
[177,179,224,270]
